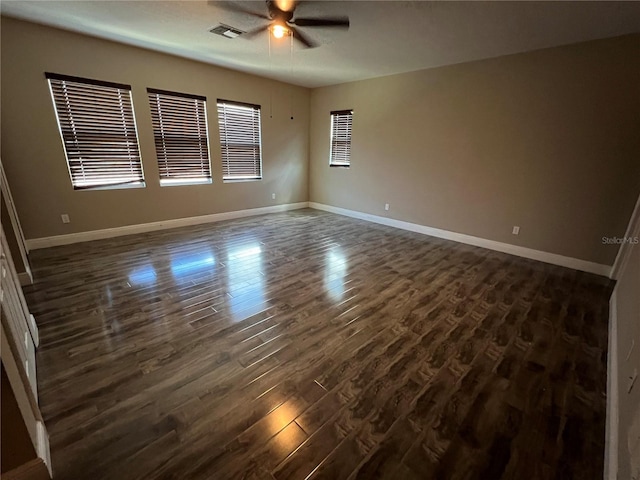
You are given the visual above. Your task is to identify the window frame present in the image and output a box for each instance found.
[45,72,146,191]
[216,99,263,182]
[147,87,213,187]
[329,109,353,168]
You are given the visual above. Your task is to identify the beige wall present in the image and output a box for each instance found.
[2,16,639,267]
[1,17,310,240]
[615,216,640,479]
[309,34,640,266]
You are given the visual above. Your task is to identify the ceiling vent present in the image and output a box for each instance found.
[209,24,244,39]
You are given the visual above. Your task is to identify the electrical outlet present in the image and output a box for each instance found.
[512,226,520,235]
[271,193,276,200]
[385,203,390,211]
[61,214,70,224]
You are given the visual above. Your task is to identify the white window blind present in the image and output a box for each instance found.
[46,72,144,189]
[216,100,262,181]
[147,88,212,186]
[330,109,353,167]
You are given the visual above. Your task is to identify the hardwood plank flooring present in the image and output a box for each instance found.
[23,209,613,479]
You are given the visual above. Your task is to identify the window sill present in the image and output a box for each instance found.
[223,177,262,183]
[160,178,212,187]
[74,182,146,191]
[329,164,350,168]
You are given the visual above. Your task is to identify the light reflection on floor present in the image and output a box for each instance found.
[267,401,296,435]
[124,244,353,323]
[123,243,271,322]
[170,251,215,282]
[324,247,348,301]
[128,265,157,286]
[226,243,266,320]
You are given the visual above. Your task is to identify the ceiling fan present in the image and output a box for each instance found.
[217,0,350,48]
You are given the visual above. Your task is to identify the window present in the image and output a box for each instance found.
[330,109,353,167]
[147,88,211,186]
[46,72,144,189]
[216,100,262,181]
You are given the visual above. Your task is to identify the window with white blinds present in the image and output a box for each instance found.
[330,110,353,167]
[147,88,212,186]
[216,100,262,181]
[46,72,144,189]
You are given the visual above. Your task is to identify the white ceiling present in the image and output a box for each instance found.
[2,1,640,88]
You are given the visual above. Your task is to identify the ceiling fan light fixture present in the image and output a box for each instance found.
[271,23,289,39]
[217,1,348,48]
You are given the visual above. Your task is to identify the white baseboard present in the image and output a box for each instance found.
[29,314,39,348]
[25,202,309,250]
[309,202,612,277]
[25,200,613,277]
[605,289,619,480]
[37,420,52,477]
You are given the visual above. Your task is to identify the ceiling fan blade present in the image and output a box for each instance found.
[214,1,270,20]
[242,24,271,39]
[289,26,316,48]
[291,17,350,28]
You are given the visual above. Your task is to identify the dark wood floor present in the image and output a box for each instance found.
[24,209,613,480]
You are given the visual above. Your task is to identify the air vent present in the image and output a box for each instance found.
[210,24,244,39]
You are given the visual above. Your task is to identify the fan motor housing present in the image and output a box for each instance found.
[267,1,293,22]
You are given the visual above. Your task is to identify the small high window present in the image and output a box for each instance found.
[329,109,353,167]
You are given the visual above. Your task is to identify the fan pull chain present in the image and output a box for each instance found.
[267,32,273,118]
[268,33,273,119]
[289,32,294,120]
